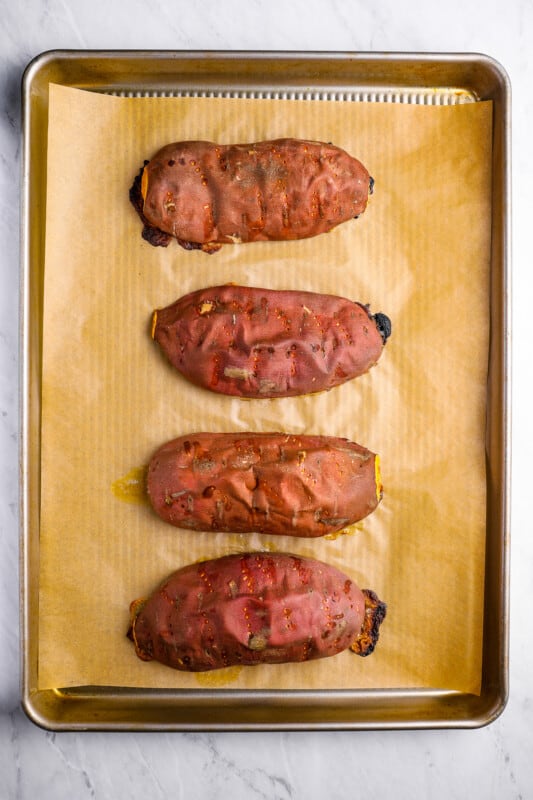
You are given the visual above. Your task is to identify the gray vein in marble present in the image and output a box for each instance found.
[7,710,22,800]
[46,732,98,798]
[131,738,168,796]
[197,732,294,799]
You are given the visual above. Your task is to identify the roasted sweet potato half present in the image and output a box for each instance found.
[147,432,382,538]
[152,284,391,398]
[130,138,373,251]
[128,552,386,671]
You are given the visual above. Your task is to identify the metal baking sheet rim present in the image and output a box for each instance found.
[19,50,511,731]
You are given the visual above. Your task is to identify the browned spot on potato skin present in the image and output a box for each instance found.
[131,138,372,251]
[128,552,384,672]
[147,431,381,538]
[152,285,390,399]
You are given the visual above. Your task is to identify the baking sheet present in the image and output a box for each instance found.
[36,83,492,695]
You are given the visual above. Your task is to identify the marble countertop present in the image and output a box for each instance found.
[1,1,531,797]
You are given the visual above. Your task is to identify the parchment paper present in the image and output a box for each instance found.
[38,84,492,693]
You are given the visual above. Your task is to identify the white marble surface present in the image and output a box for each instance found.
[1,1,532,797]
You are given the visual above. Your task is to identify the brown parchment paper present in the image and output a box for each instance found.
[38,84,492,693]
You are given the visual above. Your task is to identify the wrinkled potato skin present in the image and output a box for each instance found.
[139,138,371,249]
[153,284,386,398]
[129,552,375,671]
[147,432,381,537]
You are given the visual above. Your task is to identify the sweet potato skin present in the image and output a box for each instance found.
[133,138,372,250]
[147,432,382,537]
[128,552,386,671]
[152,284,390,398]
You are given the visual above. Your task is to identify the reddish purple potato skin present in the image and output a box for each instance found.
[129,552,386,671]
[133,138,372,251]
[147,432,382,538]
[152,284,389,398]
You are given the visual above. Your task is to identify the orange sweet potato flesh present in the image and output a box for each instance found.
[152,284,391,398]
[128,552,386,671]
[147,432,382,537]
[130,138,372,251]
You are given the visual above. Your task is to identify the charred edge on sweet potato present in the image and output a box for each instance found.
[354,175,374,218]
[356,303,391,345]
[130,163,173,247]
[129,163,218,252]
[372,311,392,344]
[350,589,387,657]
[127,598,157,662]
